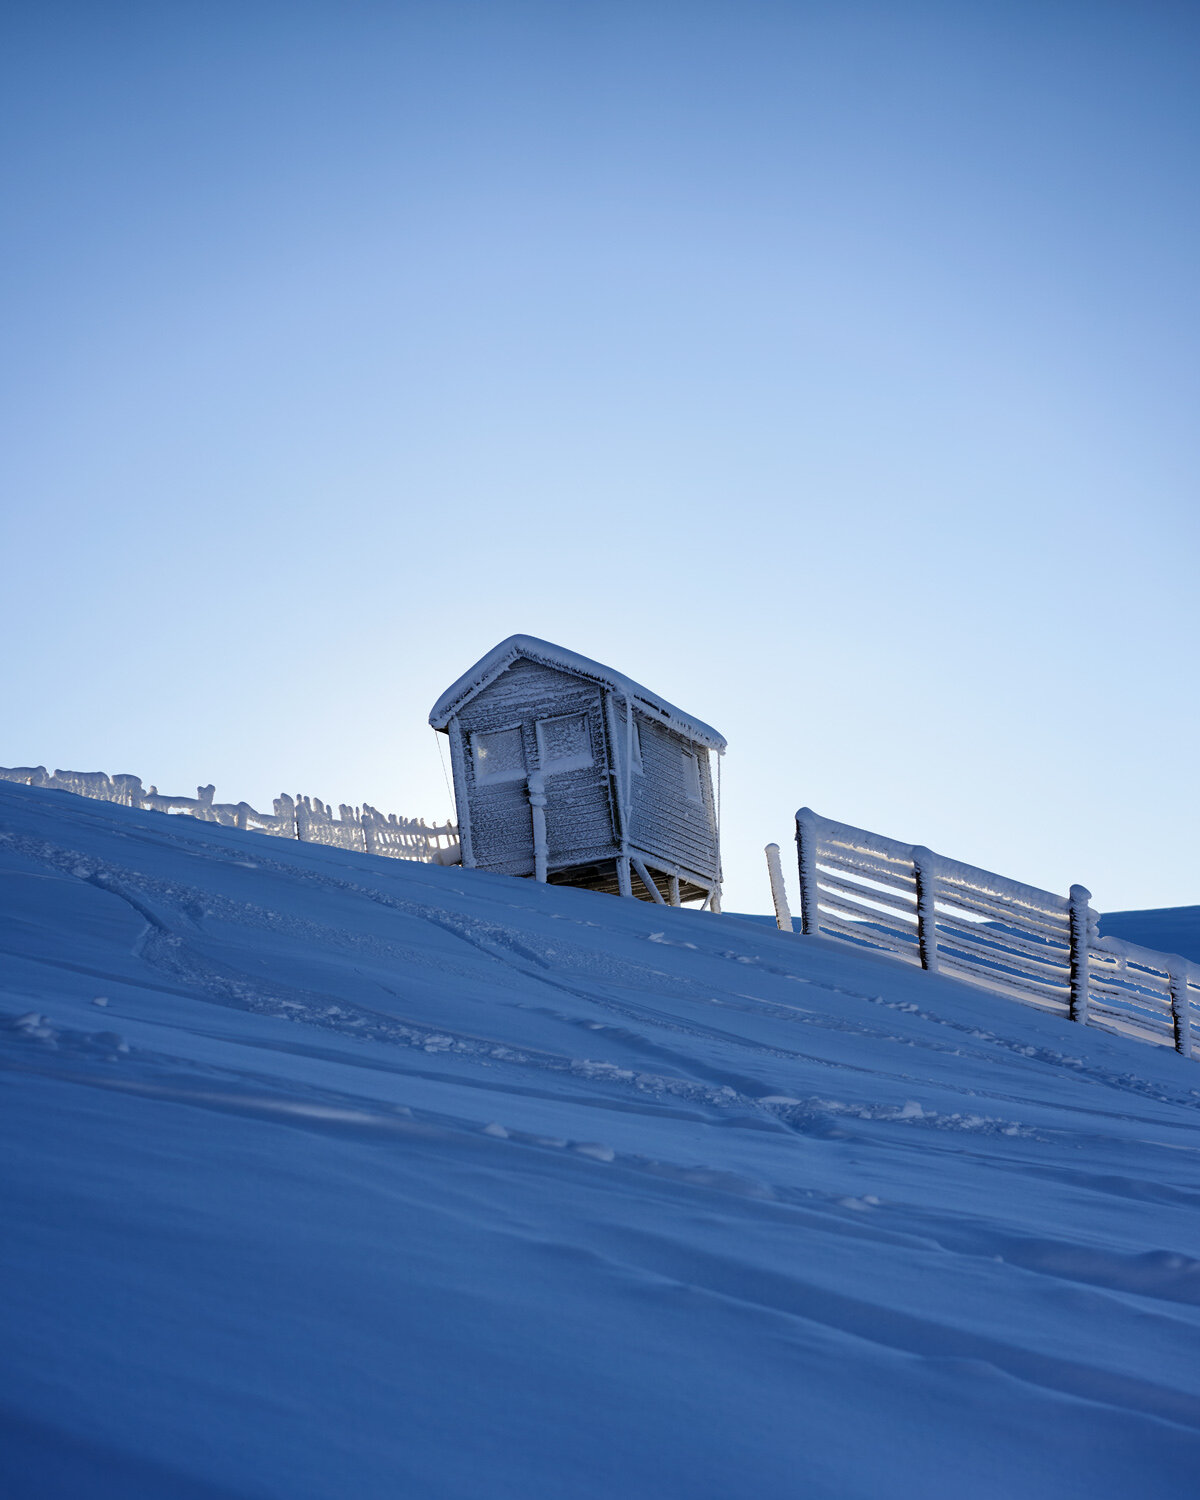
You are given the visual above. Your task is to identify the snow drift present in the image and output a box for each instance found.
[2,781,1199,1499]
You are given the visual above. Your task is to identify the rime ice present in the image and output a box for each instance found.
[430,634,724,909]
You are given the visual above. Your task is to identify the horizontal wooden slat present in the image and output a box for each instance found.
[814,871,917,920]
[933,913,1071,972]
[796,808,1197,1065]
[815,910,920,959]
[816,848,917,894]
[933,888,1069,940]
[936,953,1070,1006]
[1087,980,1173,1011]
[806,816,916,867]
[934,928,1071,985]
[814,900,918,944]
[814,866,918,908]
[1087,1004,1173,1045]
[935,854,1070,917]
[936,942,1070,991]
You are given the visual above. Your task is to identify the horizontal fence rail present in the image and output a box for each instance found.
[770,809,1196,1061]
[0,766,460,866]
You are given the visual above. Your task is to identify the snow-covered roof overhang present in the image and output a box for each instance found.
[429,635,727,753]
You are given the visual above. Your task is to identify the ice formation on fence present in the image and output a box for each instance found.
[777,809,1196,1061]
[0,766,460,865]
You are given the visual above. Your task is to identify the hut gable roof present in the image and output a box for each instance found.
[429,635,726,752]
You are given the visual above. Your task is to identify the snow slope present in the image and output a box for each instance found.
[1101,906,1200,967]
[2,781,1199,1500]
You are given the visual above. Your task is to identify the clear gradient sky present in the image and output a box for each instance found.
[2,1,1197,914]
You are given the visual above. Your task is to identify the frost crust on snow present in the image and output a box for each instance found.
[5,782,1200,1498]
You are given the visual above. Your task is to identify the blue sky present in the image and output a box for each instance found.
[2,1,1197,913]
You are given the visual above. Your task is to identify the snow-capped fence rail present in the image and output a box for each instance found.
[772,810,1196,1059]
[0,766,460,866]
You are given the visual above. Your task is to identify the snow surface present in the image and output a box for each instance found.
[2,780,1200,1499]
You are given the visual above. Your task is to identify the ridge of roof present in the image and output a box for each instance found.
[428,635,726,752]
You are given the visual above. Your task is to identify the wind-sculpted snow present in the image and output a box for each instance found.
[1,783,1199,1499]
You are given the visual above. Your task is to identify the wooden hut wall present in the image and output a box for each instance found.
[627,716,718,881]
[454,659,618,875]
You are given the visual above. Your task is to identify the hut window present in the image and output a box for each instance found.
[626,712,643,774]
[536,713,594,775]
[472,727,527,784]
[682,750,703,803]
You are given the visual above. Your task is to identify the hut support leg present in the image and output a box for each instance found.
[669,873,681,907]
[631,857,666,905]
[617,856,633,898]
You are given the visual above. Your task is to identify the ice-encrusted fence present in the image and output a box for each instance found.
[0,766,460,866]
[764,809,1195,1060]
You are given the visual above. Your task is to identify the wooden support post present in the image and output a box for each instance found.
[603,692,637,900]
[1169,965,1193,1058]
[912,846,939,972]
[795,808,821,935]
[669,873,681,907]
[1068,885,1092,1025]
[527,770,548,883]
[765,844,793,932]
[631,856,667,905]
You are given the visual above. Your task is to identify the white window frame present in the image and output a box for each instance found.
[535,712,594,776]
[682,749,703,804]
[627,712,643,775]
[471,724,528,785]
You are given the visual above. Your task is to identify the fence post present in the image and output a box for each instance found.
[911,847,939,972]
[1168,964,1193,1058]
[795,809,820,935]
[764,844,793,932]
[1068,885,1092,1025]
[274,794,297,839]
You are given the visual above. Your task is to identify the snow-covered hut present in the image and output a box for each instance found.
[429,635,725,908]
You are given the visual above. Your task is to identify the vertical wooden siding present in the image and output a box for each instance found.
[627,718,718,880]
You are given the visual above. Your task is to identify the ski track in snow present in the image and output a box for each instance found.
[3,783,1200,1499]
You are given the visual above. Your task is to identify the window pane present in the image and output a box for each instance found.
[536,713,593,774]
[626,711,643,773]
[473,727,527,784]
[682,750,702,802]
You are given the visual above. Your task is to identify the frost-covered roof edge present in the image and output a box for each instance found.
[429,635,727,752]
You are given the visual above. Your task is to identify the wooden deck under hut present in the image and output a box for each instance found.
[429,635,725,908]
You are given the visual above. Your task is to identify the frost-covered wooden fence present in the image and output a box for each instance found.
[765,810,1195,1060]
[0,766,460,866]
